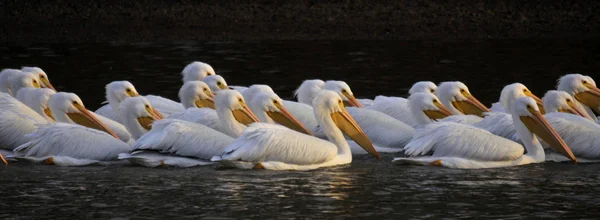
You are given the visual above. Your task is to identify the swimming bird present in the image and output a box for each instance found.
[212,90,380,170]
[434,81,490,124]
[0,69,41,96]
[0,92,49,152]
[95,81,141,122]
[120,90,259,167]
[557,73,600,118]
[407,92,453,126]
[365,81,437,127]
[539,90,600,162]
[15,88,56,121]
[393,97,577,169]
[247,90,312,135]
[202,75,230,92]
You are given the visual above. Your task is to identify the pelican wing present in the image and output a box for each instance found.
[472,112,520,142]
[282,100,319,130]
[13,123,130,161]
[144,95,185,117]
[404,122,524,161]
[95,104,120,123]
[0,93,49,149]
[220,123,338,165]
[439,115,483,125]
[357,98,374,107]
[366,96,419,127]
[132,119,234,160]
[346,107,414,148]
[545,112,600,159]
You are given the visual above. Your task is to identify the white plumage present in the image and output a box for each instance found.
[0,92,49,150]
[213,90,381,170]
[544,112,600,160]
[13,123,131,163]
[15,88,56,121]
[181,61,216,83]
[557,73,600,118]
[365,81,437,127]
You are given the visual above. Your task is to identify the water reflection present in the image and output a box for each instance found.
[1,40,600,218]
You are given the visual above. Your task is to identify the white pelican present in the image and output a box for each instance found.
[294,79,325,105]
[20,67,56,91]
[365,81,437,127]
[407,92,453,126]
[119,90,259,167]
[0,92,49,151]
[13,122,130,166]
[179,81,215,109]
[557,73,600,118]
[434,81,490,124]
[490,83,545,114]
[47,92,121,140]
[95,81,141,122]
[118,96,164,139]
[295,80,414,151]
[181,61,216,83]
[393,97,577,169]
[212,90,381,170]
[15,88,56,121]
[168,90,259,138]
[539,90,600,162]
[469,83,544,142]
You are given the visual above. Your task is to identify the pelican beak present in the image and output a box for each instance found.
[342,91,363,108]
[232,103,260,125]
[267,102,312,135]
[451,94,490,116]
[219,83,229,90]
[127,90,139,97]
[138,107,163,130]
[424,102,453,120]
[40,77,56,92]
[0,152,7,166]
[195,97,215,109]
[332,103,380,160]
[574,85,600,114]
[151,108,164,120]
[520,108,577,163]
[560,101,588,118]
[43,107,55,121]
[68,103,120,140]
[524,91,545,114]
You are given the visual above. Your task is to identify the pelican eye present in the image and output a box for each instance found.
[217,82,222,85]
[341,89,347,93]
[433,99,438,103]
[207,72,213,75]
[583,80,588,84]
[430,89,435,93]
[273,100,279,104]
[72,101,78,105]
[145,104,150,109]
[238,98,243,102]
[338,99,342,104]
[566,99,572,102]
[460,89,466,93]
[203,88,208,91]
[523,89,527,92]
[526,105,532,109]
[40,75,45,79]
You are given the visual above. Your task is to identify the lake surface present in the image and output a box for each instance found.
[1,40,600,219]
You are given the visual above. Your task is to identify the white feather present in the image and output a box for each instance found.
[0,93,49,149]
[544,112,600,159]
[143,95,185,117]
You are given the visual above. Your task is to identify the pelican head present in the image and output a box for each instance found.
[323,80,363,107]
[436,81,490,116]
[409,81,437,95]
[15,88,57,121]
[542,90,591,119]
[10,71,41,96]
[178,81,215,109]
[105,81,139,111]
[313,90,380,160]
[242,84,274,104]
[181,61,216,83]
[249,91,312,135]
[216,90,260,128]
[21,67,56,91]
[557,73,600,113]
[48,92,119,139]
[408,92,453,125]
[0,69,25,95]
[512,97,576,163]
[294,79,325,105]
[499,83,544,114]
[118,96,163,139]
[203,75,229,92]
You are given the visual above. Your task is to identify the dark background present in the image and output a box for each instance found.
[1,0,600,42]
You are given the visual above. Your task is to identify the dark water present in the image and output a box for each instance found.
[1,40,600,219]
